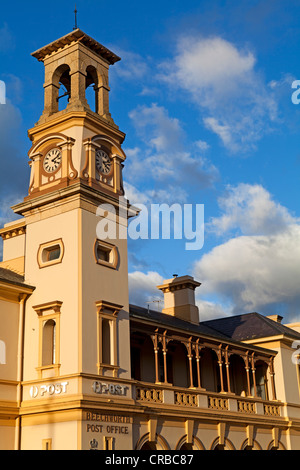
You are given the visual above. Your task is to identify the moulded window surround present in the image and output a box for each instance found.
[38,239,64,268]
[94,239,118,270]
[96,300,123,377]
[33,301,62,379]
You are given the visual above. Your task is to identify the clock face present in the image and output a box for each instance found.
[96,149,112,175]
[43,148,62,174]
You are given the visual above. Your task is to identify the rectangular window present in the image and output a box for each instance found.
[94,240,118,269]
[42,439,52,450]
[96,301,123,377]
[47,246,61,262]
[104,436,114,450]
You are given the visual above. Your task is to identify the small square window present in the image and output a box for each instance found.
[97,245,110,263]
[46,246,61,262]
[94,240,118,269]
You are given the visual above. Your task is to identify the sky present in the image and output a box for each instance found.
[1,0,300,323]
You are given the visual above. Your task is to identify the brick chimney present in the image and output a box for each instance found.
[157,275,201,325]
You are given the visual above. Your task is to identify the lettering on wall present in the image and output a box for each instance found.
[92,381,128,396]
[85,412,132,436]
[30,381,69,398]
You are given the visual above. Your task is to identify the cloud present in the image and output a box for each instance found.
[194,226,300,318]
[159,36,255,99]
[0,98,28,260]
[124,181,188,206]
[125,103,218,189]
[111,48,150,81]
[0,99,28,197]
[158,35,278,153]
[208,183,297,237]
[128,270,164,308]
[193,184,300,320]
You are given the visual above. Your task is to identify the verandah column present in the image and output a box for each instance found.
[224,346,232,394]
[269,357,277,401]
[151,332,160,383]
[162,331,169,384]
[216,346,225,393]
[251,353,258,398]
[186,338,194,388]
[244,352,252,396]
[195,340,202,389]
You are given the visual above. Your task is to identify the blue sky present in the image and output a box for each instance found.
[1,0,300,322]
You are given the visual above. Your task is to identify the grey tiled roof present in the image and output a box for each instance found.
[129,305,300,349]
[0,267,33,289]
[130,304,238,342]
[202,312,300,341]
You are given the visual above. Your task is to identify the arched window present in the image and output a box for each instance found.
[140,441,157,451]
[42,319,56,366]
[0,340,6,364]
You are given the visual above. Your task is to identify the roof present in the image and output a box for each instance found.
[202,312,300,342]
[129,304,263,348]
[0,267,34,291]
[31,29,121,65]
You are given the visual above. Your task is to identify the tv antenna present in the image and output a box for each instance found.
[147,300,163,313]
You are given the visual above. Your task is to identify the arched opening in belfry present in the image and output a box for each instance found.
[85,65,99,113]
[51,64,71,113]
[57,67,71,111]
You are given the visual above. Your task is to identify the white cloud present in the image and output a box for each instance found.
[158,35,278,153]
[203,117,237,152]
[193,184,300,320]
[208,183,297,237]
[159,36,255,99]
[113,49,150,80]
[128,270,164,308]
[196,298,233,322]
[194,226,300,317]
[124,181,188,206]
[125,103,218,188]
[195,140,210,152]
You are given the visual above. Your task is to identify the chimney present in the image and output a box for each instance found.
[266,314,283,323]
[157,275,201,325]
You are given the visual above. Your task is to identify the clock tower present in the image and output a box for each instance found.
[7,29,135,450]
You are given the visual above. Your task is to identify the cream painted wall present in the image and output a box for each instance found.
[22,209,80,380]
[0,299,19,380]
[21,420,78,450]
[0,425,16,450]
[80,208,131,379]
[2,234,25,263]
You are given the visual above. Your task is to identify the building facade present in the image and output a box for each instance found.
[1,29,300,450]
